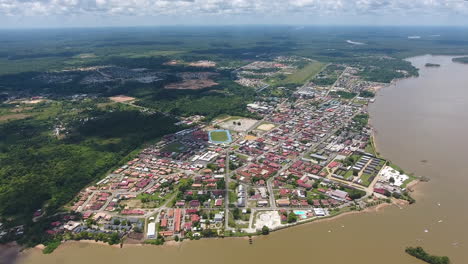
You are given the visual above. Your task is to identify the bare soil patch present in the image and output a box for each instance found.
[257,123,275,131]
[109,95,136,103]
[188,60,216,67]
[0,113,31,122]
[165,72,219,90]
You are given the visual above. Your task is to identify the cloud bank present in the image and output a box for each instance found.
[1,0,468,27]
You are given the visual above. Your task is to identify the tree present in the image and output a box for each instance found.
[287,212,298,223]
[261,225,270,235]
[174,235,179,242]
[233,208,241,220]
[108,232,121,245]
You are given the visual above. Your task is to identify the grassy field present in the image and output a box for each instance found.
[162,142,186,153]
[281,61,326,85]
[210,130,229,142]
[360,173,373,186]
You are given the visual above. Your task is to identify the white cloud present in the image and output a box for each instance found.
[0,0,468,26]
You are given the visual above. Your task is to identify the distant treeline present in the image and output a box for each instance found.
[452,57,468,64]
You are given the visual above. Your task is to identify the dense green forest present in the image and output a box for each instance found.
[0,104,178,227]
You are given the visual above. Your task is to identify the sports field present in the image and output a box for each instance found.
[209,130,232,143]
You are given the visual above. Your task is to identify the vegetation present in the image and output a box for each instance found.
[330,90,357,99]
[278,61,325,85]
[405,247,450,264]
[359,90,375,98]
[287,212,298,223]
[261,226,270,235]
[452,57,468,64]
[42,240,61,254]
[0,101,179,246]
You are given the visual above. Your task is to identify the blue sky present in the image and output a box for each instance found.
[1,0,468,28]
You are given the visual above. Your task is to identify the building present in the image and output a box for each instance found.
[147,222,156,239]
[330,190,349,201]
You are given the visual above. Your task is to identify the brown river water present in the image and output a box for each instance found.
[15,55,468,264]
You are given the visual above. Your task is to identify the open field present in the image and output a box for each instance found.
[256,122,275,131]
[165,79,218,90]
[0,113,31,122]
[281,61,326,85]
[244,135,257,141]
[220,118,258,132]
[109,95,136,103]
[165,72,219,90]
[162,142,186,153]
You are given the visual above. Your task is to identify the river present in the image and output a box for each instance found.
[16,55,468,264]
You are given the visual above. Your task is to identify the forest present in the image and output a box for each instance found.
[0,106,178,235]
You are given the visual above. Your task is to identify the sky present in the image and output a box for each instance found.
[1,0,468,28]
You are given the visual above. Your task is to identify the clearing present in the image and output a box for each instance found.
[256,122,275,131]
[109,95,136,103]
[280,61,326,85]
[0,113,32,122]
[165,72,219,90]
[220,118,258,132]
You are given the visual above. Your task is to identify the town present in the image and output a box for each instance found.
[0,57,417,247]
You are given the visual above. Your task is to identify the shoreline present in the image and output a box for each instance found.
[22,197,414,255]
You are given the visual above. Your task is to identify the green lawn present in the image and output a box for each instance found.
[344,170,355,179]
[360,173,373,186]
[162,142,186,153]
[278,61,326,85]
[210,131,229,142]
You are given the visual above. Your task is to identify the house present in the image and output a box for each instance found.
[189,200,201,208]
[174,209,182,233]
[160,219,168,228]
[276,199,290,207]
[214,213,224,222]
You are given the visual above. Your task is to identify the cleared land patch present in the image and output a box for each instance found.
[281,61,326,85]
[256,122,275,131]
[165,72,219,90]
[244,135,257,141]
[219,118,258,132]
[109,95,136,103]
[0,113,31,122]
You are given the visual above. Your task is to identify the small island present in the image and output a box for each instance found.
[425,63,441,67]
[452,57,468,64]
[405,247,450,264]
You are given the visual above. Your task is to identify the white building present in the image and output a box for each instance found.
[147,222,156,239]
